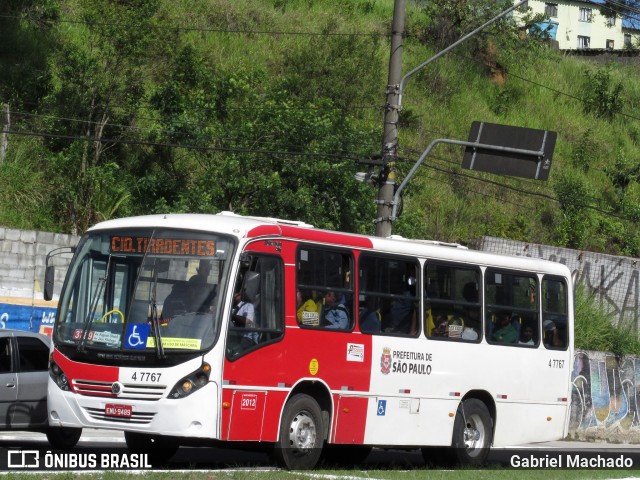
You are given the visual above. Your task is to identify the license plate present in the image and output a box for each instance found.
[105,404,132,418]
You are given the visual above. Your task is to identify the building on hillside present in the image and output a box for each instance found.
[623,17,640,48]
[515,0,640,50]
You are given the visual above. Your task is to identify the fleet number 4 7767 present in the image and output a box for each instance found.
[548,359,564,368]
[131,372,162,382]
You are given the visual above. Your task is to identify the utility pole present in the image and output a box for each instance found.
[373,0,528,237]
[0,103,9,164]
[375,0,405,238]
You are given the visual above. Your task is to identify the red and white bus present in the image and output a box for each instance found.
[46,212,573,469]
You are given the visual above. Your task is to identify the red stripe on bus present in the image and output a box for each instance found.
[53,349,119,386]
[247,224,373,249]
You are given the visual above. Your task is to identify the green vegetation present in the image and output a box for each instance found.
[0,0,639,253]
[574,283,640,356]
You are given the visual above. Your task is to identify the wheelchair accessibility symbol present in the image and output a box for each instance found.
[125,324,150,349]
[377,399,386,416]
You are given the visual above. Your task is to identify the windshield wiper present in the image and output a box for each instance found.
[149,258,165,359]
[125,230,165,359]
[78,254,112,352]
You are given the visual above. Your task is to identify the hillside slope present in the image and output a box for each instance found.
[0,0,638,255]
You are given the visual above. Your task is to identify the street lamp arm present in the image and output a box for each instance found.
[390,138,545,221]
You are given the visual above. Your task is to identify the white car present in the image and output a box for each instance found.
[0,329,82,448]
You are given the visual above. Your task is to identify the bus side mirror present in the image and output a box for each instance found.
[44,265,55,301]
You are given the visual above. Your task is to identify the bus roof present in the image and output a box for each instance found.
[87,212,571,277]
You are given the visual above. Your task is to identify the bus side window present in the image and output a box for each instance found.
[425,263,481,342]
[485,269,539,347]
[542,277,568,350]
[358,254,419,337]
[296,247,354,331]
[226,254,284,359]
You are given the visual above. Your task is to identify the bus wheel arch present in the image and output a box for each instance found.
[273,390,327,470]
[452,392,495,466]
[286,380,333,441]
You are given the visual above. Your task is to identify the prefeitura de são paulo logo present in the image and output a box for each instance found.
[380,347,391,375]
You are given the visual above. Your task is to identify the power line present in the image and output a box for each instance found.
[2,128,372,163]
[0,13,389,38]
[7,109,381,154]
[397,142,622,216]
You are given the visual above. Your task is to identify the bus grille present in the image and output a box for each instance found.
[73,379,167,400]
[84,407,156,424]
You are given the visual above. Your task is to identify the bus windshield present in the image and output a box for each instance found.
[54,228,235,354]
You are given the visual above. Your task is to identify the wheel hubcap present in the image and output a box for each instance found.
[288,411,316,451]
[463,413,486,455]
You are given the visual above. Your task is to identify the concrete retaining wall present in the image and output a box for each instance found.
[479,236,640,330]
[0,227,78,334]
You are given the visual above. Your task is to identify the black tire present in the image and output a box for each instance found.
[322,445,372,467]
[124,431,179,466]
[273,394,324,470]
[46,427,83,449]
[451,399,492,466]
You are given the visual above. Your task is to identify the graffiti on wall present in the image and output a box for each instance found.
[570,350,640,439]
[480,237,640,330]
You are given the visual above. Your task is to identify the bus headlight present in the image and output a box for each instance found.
[169,362,211,399]
[49,358,71,391]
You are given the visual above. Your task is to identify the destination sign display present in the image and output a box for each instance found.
[110,236,216,256]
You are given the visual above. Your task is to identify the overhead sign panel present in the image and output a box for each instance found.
[462,121,557,181]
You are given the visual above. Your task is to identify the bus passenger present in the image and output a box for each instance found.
[383,290,417,335]
[359,296,381,333]
[491,312,517,343]
[323,290,349,329]
[297,289,320,326]
[433,313,464,338]
[519,322,535,345]
[188,260,216,312]
[461,282,480,340]
[231,289,258,347]
[162,282,189,319]
[543,320,563,348]
[231,290,255,328]
[189,259,212,285]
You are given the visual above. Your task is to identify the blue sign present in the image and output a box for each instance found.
[124,324,150,349]
[0,302,57,335]
[377,399,387,416]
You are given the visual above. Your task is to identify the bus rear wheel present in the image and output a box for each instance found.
[451,399,492,466]
[273,394,324,470]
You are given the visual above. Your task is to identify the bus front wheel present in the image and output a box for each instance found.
[451,399,492,466]
[46,427,82,449]
[273,394,324,470]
